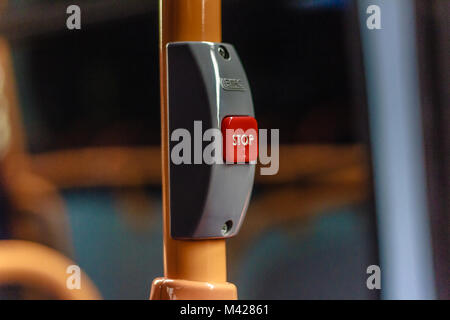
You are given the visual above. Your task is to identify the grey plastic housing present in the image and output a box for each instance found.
[167,41,255,239]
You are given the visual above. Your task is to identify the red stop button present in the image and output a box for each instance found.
[221,116,258,163]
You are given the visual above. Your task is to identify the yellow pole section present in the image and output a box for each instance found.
[159,0,227,283]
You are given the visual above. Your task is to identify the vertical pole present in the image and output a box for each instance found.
[358,0,436,299]
[150,0,237,299]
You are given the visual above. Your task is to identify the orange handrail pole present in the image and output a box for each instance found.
[151,0,237,299]
[150,0,237,300]
[0,240,101,300]
[159,0,226,283]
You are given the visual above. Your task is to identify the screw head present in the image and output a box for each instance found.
[218,45,230,60]
[221,220,233,236]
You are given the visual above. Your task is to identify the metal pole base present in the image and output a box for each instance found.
[149,277,237,300]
